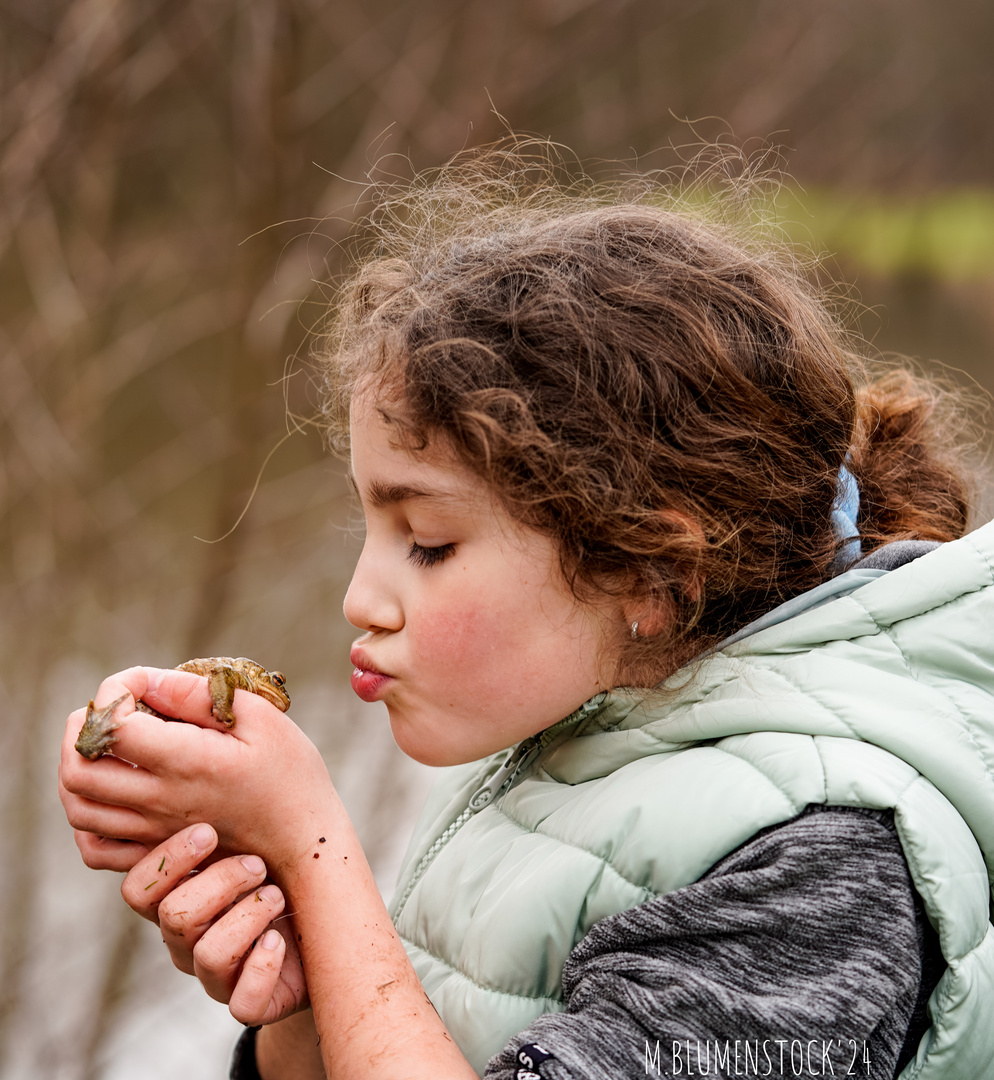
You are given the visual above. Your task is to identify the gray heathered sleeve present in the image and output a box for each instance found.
[485,806,926,1080]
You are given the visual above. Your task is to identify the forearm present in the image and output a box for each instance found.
[278,800,477,1080]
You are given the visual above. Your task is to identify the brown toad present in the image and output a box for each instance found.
[74,657,291,760]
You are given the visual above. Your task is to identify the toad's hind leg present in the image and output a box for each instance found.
[75,693,131,760]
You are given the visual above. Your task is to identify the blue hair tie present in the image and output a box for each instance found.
[831,463,862,568]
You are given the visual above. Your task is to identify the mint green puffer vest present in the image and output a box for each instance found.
[389,521,994,1078]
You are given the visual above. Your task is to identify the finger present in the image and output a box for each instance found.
[107,713,237,779]
[73,830,150,872]
[192,883,286,999]
[227,929,290,1026]
[63,705,89,753]
[60,703,157,809]
[88,665,218,723]
[60,706,233,814]
[66,666,223,771]
[88,699,255,783]
[121,823,219,921]
[156,853,272,956]
[91,666,148,711]
[135,666,291,740]
[137,667,232,727]
[61,777,156,833]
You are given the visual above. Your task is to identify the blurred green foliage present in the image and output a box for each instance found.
[783,189,994,280]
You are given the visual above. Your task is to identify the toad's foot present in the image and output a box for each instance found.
[75,693,131,760]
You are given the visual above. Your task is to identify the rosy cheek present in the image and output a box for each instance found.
[413,600,502,668]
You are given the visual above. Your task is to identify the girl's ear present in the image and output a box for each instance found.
[623,576,703,639]
[622,595,672,639]
[622,509,705,638]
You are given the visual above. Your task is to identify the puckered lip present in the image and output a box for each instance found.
[349,645,388,677]
[349,644,394,703]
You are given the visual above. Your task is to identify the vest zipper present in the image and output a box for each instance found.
[392,692,607,918]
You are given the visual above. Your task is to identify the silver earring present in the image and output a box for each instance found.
[631,621,639,640]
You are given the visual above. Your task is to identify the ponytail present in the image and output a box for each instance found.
[850,369,974,551]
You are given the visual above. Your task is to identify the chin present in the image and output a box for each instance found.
[388,713,448,767]
[387,711,481,768]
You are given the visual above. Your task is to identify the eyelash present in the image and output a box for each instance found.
[408,541,456,568]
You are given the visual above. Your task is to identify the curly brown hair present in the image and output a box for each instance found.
[319,144,974,686]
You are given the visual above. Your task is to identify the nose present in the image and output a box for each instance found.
[343,537,404,633]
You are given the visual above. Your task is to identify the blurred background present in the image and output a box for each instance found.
[2,0,993,1076]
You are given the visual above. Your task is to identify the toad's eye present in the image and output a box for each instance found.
[270,672,286,687]
[408,541,456,568]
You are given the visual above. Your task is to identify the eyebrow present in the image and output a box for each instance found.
[347,472,460,510]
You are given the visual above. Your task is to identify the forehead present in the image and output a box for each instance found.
[347,387,482,509]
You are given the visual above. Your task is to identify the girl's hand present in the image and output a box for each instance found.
[122,823,308,1025]
[61,668,476,1078]
[59,666,341,878]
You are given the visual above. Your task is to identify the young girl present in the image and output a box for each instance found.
[59,147,994,1080]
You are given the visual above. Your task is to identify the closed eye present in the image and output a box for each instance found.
[408,541,456,568]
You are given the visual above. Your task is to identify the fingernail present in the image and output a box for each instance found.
[258,884,282,903]
[260,930,282,951]
[240,854,266,876]
[189,824,215,853]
